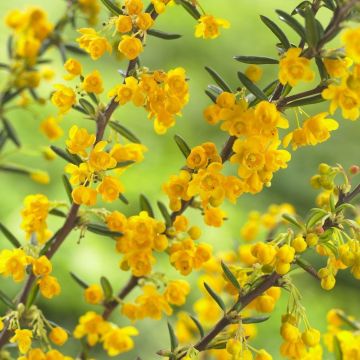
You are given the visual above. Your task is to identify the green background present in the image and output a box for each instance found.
[0,0,359,358]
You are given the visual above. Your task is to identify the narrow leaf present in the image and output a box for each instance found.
[50,146,80,164]
[25,283,39,310]
[260,15,291,49]
[0,223,21,248]
[333,335,343,360]
[62,175,73,203]
[139,194,154,217]
[0,289,15,309]
[115,160,135,168]
[64,43,88,55]
[238,72,267,100]
[2,117,20,147]
[205,90,217,103]
[79,98,95,115]
[70,272,89,289]
[276,10,306,39]
[167,321,178,351]
[242,315,270,324]
[49,209,67,218]
[157,201,172,227]
[100,276,113,300]
[203,282,226,311]
[100,0,122,15]
[109,121,141,143]
[72,104,89,115]
[205,66,232,92]
[174,134,191,158]
[190,315,205,337]
[87,223,123,238]
[282,214,304,230]
[147,29,182,40]
[221,261,241,291]
[119,193,129,205]
[304,5,319,48]
[0,164,29,175]
[284,94,325,108]
[234,55,279,64]
[207,84,223,95]
[177,0,201,20]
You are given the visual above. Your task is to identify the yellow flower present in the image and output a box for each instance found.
[17,36,41,58]
[283,112,339,150]
[116,15,133,33]
[88,141,117,171]
[136,13,154,31]
[151,0,171,14]
[66,125,96,157]
[51,84,76,113]
[32,255,52,276]
[135,284,172,319]
[38,275,61,299]
[78,0,101,25]
[97,176,124,202]
[10,329,32,354]
[245,64,263,83]
[342,27,360,63]
[0,249,30,282]
[74,311,110,346]
[40,116,63,140]
[204,207,226,227]
[65,162,91,185]
[125,0,143,15]
[118,35,143,60]
[110,143,147,164]
[323,57,353,78]
[77,28,112,60]
[279,48,314,87]
[164,280,190,306]
[30,171,50,185]
[106,211,128,232]
[186,145,208,169]
[84,284,104,304]
[195,15,230,39]
[322,83,360,120]
[109,76,141,105]
[49,327,68,346]
[82,70,103,94]
[72,186,97,206]
[102,326,139,356]
[21,194,51,244]
[64,58,82,80]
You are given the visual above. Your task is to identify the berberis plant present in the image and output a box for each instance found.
[0,0,360,359]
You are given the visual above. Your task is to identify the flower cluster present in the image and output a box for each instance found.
[74,311,138,356]
[109,68,189,134]
[122,281,190,320]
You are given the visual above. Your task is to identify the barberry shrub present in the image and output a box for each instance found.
[0,0,360,359]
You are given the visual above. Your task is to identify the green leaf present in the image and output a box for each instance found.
[0,130,7,151]
[207,84,223,95]
[0,164,29,175]
[315,57,328,81]
[50,146,81,164]
[87,223,123,238]
[306,209,329,229]
[64,43,88,55]
[329,193,336,213]
[157,201,172,228]
[72,104,89,115]
[147,29,182,40]
[335,203,356,213]
[100,276,113,300]
[304,5,319,48]
[25,283,39,310]
[238,72,267,100]
[234,55,279,64]
[242,315,270,324]
[139,194,154,217]
[205,66,232,92]
[174,134,191,158]
[203,282,226,311]
[263,80,279,96]
[49,209,67,218]
[276,10,306,39]
[0,223,21,248]
[322,0,336,11]
[70,272,89,289]
[260,15,291,49]
[114,160,135,168]
[79,98,96,115]
[62,175,73,203]
[88,92,99,105]
[177,0,201,20]
[282,214,304,230]
[284,94,325,108]
[333,335,343,360]
[167,321,178,351]
[119,193,129,205]
[99,0,122,15]
[109,120,141,144]
[221,261,241,291]
[205,90,217,103]
[2,117,20,147]
[291,1,312,16]
[189,315,204,337]
[0,289,15,309]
